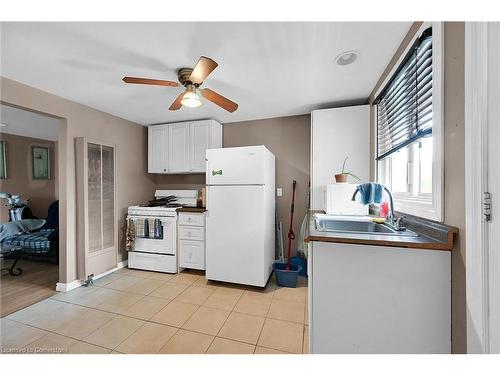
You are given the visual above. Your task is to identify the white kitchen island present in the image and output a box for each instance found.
[307,240,452,354]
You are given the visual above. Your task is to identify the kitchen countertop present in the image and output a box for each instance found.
[305,210,457,251]
[176,207,207,213]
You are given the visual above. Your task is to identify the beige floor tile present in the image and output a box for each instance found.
[104,275,144,291]
[273,286,307,303]
[50,285,100,303]
[267,299,305,324]
[8,299,86,331]
[234,295,271,317]
[175,285,214,305]
[254,346,289,354]
[150,282,188,299]
[244,284,276,299]
[141,271,176,281]
[218,312,265,345]
[6,298,59,323]
[207,337,255,354]
[96,290,144,314]
[169,273,202,285]
[159,329,214,354]
[203,289,241,311]
[0,318,47,350]
[124,278,166,295]
[121,296,170,320]
[258,318,304,354]
[193,277,219,289]
[115,267,134,275]
[68,341,111,354]
[182,306,230,335]
[216,283,247,293]
[24,332,77,354]
[83,315,144,349]
[55,308,116,339]
[115,322,177,354]
[92,273,124,287]
[150,300,199,327]
[303,325,309,354]
[75,287,121,308]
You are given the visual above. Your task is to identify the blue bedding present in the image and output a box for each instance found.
[1,229,57,254]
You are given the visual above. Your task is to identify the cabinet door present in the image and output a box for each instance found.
[168,123,190,173]
[179,240,205,270]
[148,126,168,173]
[190,120,211,172]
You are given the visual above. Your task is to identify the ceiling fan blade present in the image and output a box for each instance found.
[169,92,185,111]
[189,56,218,84]
[123,76,178,87]
[201,88,238,113]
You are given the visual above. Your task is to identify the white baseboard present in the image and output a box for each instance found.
[56,279,84,292]
[55,259,128,293]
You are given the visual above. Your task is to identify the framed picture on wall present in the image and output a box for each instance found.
[0,141,6,179]
[32,145,50,180]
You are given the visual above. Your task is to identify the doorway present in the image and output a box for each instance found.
[0,103,62,316]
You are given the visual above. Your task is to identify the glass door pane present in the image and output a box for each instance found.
[102,145,114,248]
[88,143,102,252]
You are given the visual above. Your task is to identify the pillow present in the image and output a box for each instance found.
[0,219,46,242]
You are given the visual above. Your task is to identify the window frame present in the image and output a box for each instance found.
[374,22,444,222]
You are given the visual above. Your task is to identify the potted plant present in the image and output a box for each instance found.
[335,157,360,183]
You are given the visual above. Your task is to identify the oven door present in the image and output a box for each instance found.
[128,216,177,255]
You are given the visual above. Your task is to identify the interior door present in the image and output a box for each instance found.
[190,120,211,172]
[487,21,500,353]
[168,123,190,173]
[148,125,167,173]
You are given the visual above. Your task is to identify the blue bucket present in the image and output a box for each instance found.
[289,255,308,277]
[273,262,302,288]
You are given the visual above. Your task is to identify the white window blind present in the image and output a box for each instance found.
[376,28,433,160]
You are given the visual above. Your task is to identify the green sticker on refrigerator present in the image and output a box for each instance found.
[212,169,223,176]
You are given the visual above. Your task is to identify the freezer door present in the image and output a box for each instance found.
[206,146,266,185]
[206,185,271,287]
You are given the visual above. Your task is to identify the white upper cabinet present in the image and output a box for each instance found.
[190,120,212,173]
[168,122,191,173]
[148,125,168,173]
[148,120,222,174]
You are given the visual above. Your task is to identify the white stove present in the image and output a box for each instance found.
[127,190,198,274]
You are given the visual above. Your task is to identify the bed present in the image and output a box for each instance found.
[0,201,59,263]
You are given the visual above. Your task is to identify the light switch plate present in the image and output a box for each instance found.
[277,188,283,197]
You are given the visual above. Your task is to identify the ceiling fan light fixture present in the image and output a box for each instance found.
[181,86,202,108]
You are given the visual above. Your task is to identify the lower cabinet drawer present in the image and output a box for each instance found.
[179,226,205,241]
[179,240,205,270]
[128,251,177,274]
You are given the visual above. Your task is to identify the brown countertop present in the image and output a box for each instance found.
[176,207,207,213]
[305,210,457,251]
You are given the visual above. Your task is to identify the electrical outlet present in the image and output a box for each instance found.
[277,188,283,197]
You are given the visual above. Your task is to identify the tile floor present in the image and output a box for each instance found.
[0,268,309,354]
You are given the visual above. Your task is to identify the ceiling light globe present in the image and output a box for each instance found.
[181,91,202,108]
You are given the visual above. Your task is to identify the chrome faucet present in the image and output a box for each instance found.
[351,185,406,231]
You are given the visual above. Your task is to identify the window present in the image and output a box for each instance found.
[375,24,443,221]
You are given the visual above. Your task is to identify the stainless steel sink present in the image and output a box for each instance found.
[314,216,419,237]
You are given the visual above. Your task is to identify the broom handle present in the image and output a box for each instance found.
[286,180,297,267]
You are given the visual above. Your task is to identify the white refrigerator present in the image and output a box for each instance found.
[205,145,275,287]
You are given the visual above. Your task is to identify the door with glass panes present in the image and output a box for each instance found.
[76,138,117,281]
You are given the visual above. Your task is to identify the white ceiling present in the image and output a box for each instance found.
[0,104,59,141]
[0,22,411,125]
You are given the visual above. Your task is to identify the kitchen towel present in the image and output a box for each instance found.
[356,182,384,205]
[126,218,135,251]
